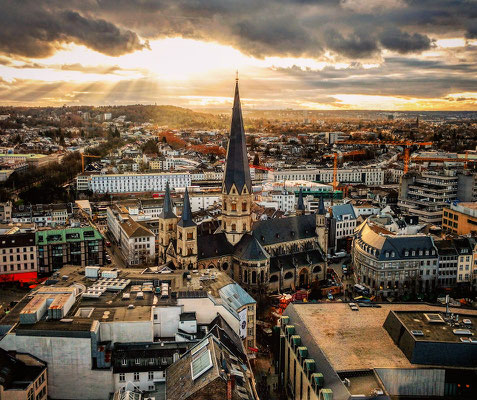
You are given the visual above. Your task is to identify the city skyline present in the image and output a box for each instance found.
[1,1,477,110]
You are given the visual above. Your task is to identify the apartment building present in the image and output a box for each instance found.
[0,349,47,400]
[270,190,296,213]
[399,170,476,225]
[188,192,221,212]
[353,216,438,296]
[331,203,357,249]
[77,172,191,193]
[0,232,37,282]
[36,227,104,274]
[442,202,477,235]
[272,167,385,186]
[0,201,12,222]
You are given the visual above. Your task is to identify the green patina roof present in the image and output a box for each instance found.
[36,227,102,245]
[291,335,301,346]
[297,346,308,358]
[285,325,295,335]
[304,359,315,372]
[311,373,324,387]
[319,388,332,399]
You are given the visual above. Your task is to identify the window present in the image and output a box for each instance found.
[191,349,213,380]
[242,202,247,211]
[231,203,237,211]
[187,232,193,240]
[121,359,127,366]
[232,224,236,231]
[148,371,154,381]
[119,373,125,382]
[134,372,140,381]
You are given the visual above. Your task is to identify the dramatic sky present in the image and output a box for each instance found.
[1,0,477,110]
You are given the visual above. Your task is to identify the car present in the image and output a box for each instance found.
[106,241,111,247]
[349,302,359,311]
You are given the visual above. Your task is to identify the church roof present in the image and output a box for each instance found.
[197,232,234,260]
[223,79,252,194]
[270,249,325,273]
[159,181,176,219]
[234,234,269,261]
[178,187,196,228]
[252,214,317,246]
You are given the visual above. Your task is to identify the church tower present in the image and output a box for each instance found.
[296,187,305,216]
[158,181,177,262]
[177,187,198,269]
[222,76,253,245]
[316,196,328,255]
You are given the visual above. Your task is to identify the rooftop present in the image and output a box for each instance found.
[287,302,477,372]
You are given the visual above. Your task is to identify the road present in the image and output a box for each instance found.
[104,232,126,269]
[329,259,355,301]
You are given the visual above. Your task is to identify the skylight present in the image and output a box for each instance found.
[191,349,213,380]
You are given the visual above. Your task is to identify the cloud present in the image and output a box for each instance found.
[0,1,148,58]
[379,29,432,54]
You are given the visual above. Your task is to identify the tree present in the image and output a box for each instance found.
[142,139,159,155]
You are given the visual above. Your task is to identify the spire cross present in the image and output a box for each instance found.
[235,70,239,82]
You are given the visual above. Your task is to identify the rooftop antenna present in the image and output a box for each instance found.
[236,70,239,83]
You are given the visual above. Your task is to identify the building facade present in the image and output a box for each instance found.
[0,232,37,282]
[442,202,477,235]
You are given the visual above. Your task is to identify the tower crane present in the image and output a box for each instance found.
[335,140,432,174]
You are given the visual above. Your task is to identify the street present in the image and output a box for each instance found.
[328,258,355,301]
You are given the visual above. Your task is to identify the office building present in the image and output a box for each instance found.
[442,202,477,235]
[0,232,37,282]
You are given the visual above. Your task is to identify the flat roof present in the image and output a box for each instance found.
[289,303,477,372]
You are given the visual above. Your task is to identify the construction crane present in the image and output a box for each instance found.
[335,140,432,174]
[81,153,103,173]
[323,150,367,191]
[411,156,475,169]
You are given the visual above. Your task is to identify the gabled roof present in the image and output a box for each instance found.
[331,203,356,221]
[159,181,176,219]
[252,214,317,246]
[234,234,269,261]
[222,79,252,195]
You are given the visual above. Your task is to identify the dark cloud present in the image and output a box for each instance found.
[0,0,475,60]
[0,1,148,58]
[379,29,432,54]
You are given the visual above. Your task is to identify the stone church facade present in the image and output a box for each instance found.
[157,79,327,294]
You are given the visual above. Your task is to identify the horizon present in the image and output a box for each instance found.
[1,1,476,111]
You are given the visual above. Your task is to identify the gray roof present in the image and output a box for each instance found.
[159,181,176,219]
[219,283,256,310]
[197,233,234,260]
[222,80,252,195]
[252,214,317,246]
[331,203,356,221]
[178,188,196,228]
[234,234,269,261]
[270,249,324,273]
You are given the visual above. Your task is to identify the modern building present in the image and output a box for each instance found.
[442,202,477,235]
[77,172,191,193]
[276,303,477,400]
[434,239,458,288]
[399,170,476,225]
[272,167,385,186]
[0,349,47,400]
[35,227,105,274]
[0,232,37,283]
[353,215,438,296]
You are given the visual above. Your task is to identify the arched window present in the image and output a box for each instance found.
[222,262,229,271]
[232,224,236,231]
[260,270,264,283]
[269,275,278,283]
[252,270,257,284]
[243,270,248,282]
[284,271,293,280]
[231,203,237,211]
[242,202,247,211]
[313,266,321,273]
[223,202,227,211]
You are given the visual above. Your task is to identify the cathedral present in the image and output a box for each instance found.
[158,78,327,294]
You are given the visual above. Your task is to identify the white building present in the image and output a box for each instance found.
[272,167,384,186]
[78,172,191,193]
[188,193,221,212]
[270,190,296,213]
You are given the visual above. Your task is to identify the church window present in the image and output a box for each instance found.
[252,270,256,284]
[223,222,227,229]
[187,232,193,240]
[243,223,246,231]
[232,224,236,231]
[231,203,237,211]
[224,202,227,211]
[168,223,173,231]
[188,248,193,255]
[243,270,248,282]
[179,232,182,240]
[242,202,247,211]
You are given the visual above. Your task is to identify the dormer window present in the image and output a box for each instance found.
[405,251,409,256]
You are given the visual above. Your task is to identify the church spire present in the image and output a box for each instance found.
[178,187,196,227]
[318,195,325,215]
[297,187,305,214]
[159,181,176,219]
[223,77,252,195]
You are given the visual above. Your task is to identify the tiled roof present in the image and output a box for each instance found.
[252,214,317,246]
[234,234,269,261]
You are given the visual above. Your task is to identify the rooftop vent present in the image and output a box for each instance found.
[453,329,473,336]
[411,330,424,337]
